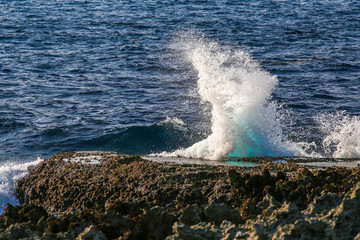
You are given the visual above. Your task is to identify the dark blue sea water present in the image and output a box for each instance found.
[0,0,359,210]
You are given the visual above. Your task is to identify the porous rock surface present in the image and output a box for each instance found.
[1,151,360,239]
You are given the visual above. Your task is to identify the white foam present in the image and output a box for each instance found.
[317,112,360,158]
[0,157,43,213]
[161,116,185,126]
[168,35,304,160]
[158,116,187,131]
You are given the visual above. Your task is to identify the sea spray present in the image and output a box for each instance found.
[170,35,303,160]
[0,157,43,213]
[317,112,360,158]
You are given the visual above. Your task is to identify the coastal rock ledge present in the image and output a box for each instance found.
[1,151,360,239]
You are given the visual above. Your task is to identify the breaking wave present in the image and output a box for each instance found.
[168,35,305,160]
[163,35,360,160]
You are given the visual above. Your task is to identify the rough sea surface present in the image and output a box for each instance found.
[0,0,359,210]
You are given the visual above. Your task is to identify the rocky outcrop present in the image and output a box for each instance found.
[16,152,233,215]
[1,151,360,239]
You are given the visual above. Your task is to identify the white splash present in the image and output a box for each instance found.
[159,116,187,130]
[170,35,304,160]
[317,111,360,158]
[0,157,43,213]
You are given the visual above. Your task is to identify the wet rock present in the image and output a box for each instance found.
[1,204,22,226]
[0,222,41,240]
[273,219,329,240]
[272,201,299,219]
[77,225,107,240]
[104,199,145,217]
[209,180,233,204]
[204,203,243,225]
[332,182,360,239]
[256,194,281,216]
[166,222,223,240]
[179,205,203,225]
[347,181,360,199]
[96,212,137,239]
[46,216,61,234]
[220,220,248,240]
[168,220,249,240]
[19,204,48,224]
[139,207,177,240]
[305,191,342,215]
[354,232,360,240]
[248,223,265,240]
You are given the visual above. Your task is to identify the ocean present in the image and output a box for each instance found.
[0,0,359,211]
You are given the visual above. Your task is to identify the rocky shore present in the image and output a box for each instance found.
[1,151,360,239]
